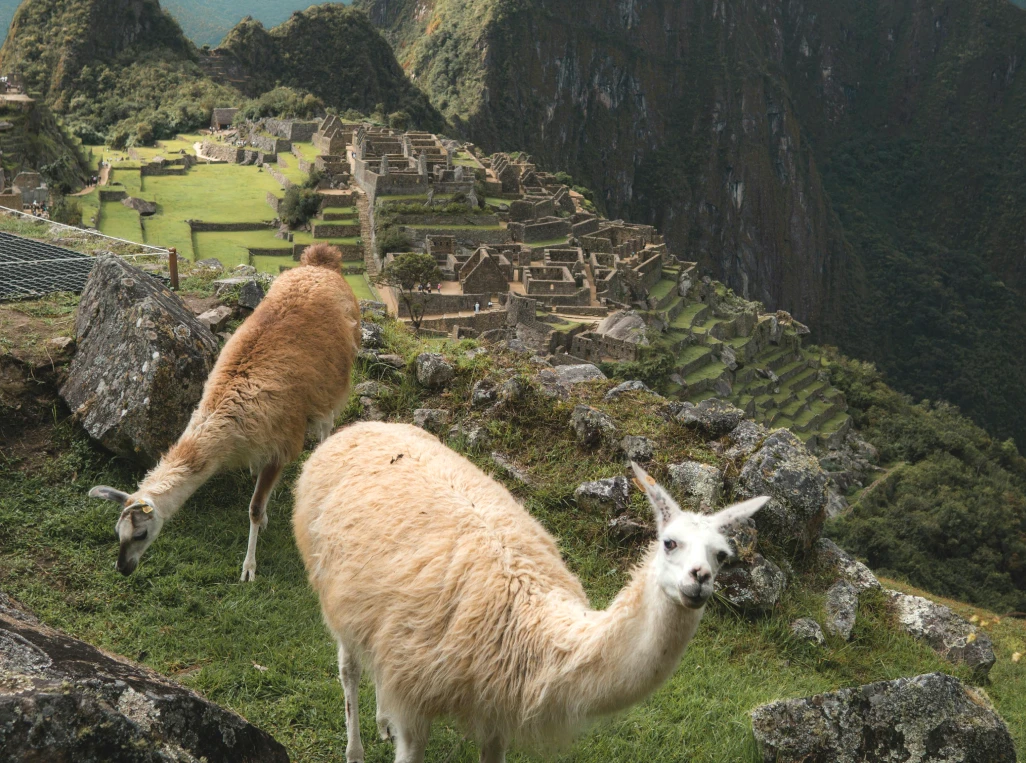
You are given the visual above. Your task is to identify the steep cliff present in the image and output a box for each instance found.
[216,5,445,131]
[357,0,1026,445]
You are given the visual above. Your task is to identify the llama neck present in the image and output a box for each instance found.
[562,550,704,719]
[136,434,218,521]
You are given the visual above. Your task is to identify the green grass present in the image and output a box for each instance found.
[344,273,376,300]
[98,200,143,241]
[0,323,1023,762]
[108,168,143,197]
[526,237,570,249]
[192,229,286,270]
[404,224,503,231]
[292,232,361,247]
[670,302,707,329]
[647,278,675,301]
[291,142,319,163]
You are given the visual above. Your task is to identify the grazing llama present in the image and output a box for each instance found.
[293,421,768,763]
[90,244,360,581]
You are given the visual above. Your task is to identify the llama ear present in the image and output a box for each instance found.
[712,496,770,529]
[89,485,131,506]
[630,462,680,531]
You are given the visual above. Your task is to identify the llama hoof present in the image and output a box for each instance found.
[240,566,257,582]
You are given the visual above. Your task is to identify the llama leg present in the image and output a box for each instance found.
[391,715,430,763]
[240,461,282,582]
[479,735,506,763]
[338,643,365,763]
[375,683,393,742]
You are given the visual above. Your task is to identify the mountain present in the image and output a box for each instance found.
[215,4,444,130]
[0,0,237,143]
[356,0,1026,448]
[0,0,353,48]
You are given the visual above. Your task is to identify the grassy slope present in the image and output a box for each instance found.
[0,316,1022,762]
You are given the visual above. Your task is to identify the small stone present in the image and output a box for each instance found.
[233,264,257,276]
[497,376,528,403]
[471,379,497,408]
[824,579,859,640]
[194,257,223,270]
[359,398,386,421]
[376,354,406,369]
[353,380,389,399]
[675,397,744,435]
[667,461,722,506]
[570,404,617,447]
[361,322,384,349]
[196,305,232,333]
[238,280,264,309]
[46,336,74,352]
[790,618,825,646]
[491,452,530,484]
[604,379,653,400]
[619,435,654,462]
[413,408,450,434]
[415,353,455,388]
[608,513,653,544]
[575,477,631,516]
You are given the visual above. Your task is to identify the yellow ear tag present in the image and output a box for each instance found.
[140,504,153,514]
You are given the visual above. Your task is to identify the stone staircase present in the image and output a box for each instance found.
[647,273,852,449]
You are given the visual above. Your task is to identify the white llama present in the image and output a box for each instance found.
[292,421,768,763]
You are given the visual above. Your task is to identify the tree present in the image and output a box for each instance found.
[374,252,443,334]
[279,186,321,227]
[50,195,83,226]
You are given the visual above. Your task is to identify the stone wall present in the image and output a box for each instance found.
[99,190,128,201]
[200,141,242,163]
[188,221,273,232]
[521,218,571,242]
[571,330,641,362]
[266,192,281,213]
[140,165,187,177]
[311,221,361,238]
[264,164,291,189]
[250,134,291,154]
[0,191,22,209]
[291,243,363,261]
[394,290,495,317]
[402,225,512,247]
[266,119,319,142]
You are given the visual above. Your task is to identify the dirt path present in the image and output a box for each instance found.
[72,165,109,197]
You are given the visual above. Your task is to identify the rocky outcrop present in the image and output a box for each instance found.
[715,552,787,615]
[413,407,450,434]
[675,398,744,436]
[570,404,617,447]
[415,353,454,388]
[886,590,996,679]
[750,673,1016,763]
[737,429,828,555]
[667,461,722,506]
[60,256,219,465]
[824,579,859,640]
[575,476,630,516]
[0,592,289,762]
[121,196,157,215]
[814,538,880,592]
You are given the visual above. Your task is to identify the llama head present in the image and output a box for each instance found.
[89,485,165,576]
[631,462,769,610]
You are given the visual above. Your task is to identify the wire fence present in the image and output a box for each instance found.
[0,207,170,302]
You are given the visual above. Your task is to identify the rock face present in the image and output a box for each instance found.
[0,592,289,763]
[121,196,157,215]
[668,461,722,506]
[551,363,606,385]
[238,280,265,309]
[750,672,1016,763]
[619,435,653,462]
[814,538,880,592]
[361,321,384,349]
[575,476,630,516]
[61,256,219,465]
[790,618,825,646]
[737,429,828,554]
[715,553,787,614]
[570,404,617,447]
[413,407,450,434]
[675,398,744,436]
[604,379,652,400]
[886,591,996,679]
[415,352,454,388]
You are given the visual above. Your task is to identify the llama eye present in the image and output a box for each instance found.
[663,539,677,552]
[716,550,728,564]
[132,529,148,542]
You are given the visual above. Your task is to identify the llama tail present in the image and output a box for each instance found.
[300,243,343,270]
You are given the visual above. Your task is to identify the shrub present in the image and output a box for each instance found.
[50,196,83,227]
[279,186,321,227]
[376,226,413,259]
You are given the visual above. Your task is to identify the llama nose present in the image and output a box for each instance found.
[692,567,711,584]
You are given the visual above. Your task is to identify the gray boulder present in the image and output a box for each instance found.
[471,379,497,408]
[715,553,786,614]
[724,419,768,459]
[750,672,1016,763]
[121,196,157,216]
[571,405,617,447]
[667,461,722,506]
[61,256,219,465]
[604,379,653,400]
[824,579,859,640]
[491,452,530,485]
[354,380,389,399]
[790,618,825,646]
[575,476,631,516]
[0,592,289,763]
[676,398,744,436]
[361,321,384,349]
[886,590,996,679]
[416,353,455,388]
[448,423,491,452]
[498,376,528,404]
[737,429,828,554]
[196,304,232,333]
[814,538,880,592]
[238,279,265,309]
[194,257,223,270]
[552,363,606,385]
[413,408,450,434]
[375,353,406,369]
[619,435,654,462]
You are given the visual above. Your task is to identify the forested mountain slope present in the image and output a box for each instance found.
[356,0,1026,446]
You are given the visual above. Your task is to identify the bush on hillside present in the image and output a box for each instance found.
[278,186,321,227]
[50,196,83,227]
[237,87,324,121]
[824,350,1026,613]
[376,226,413,259]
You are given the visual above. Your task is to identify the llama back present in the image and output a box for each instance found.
[293,422,591,743]
[192,261,360,468]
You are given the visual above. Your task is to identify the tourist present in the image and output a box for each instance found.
[474,301,480,314]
